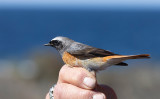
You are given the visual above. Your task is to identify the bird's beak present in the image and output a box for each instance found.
[44,43,52,46]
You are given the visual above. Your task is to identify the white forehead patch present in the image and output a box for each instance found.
[51,36,74,43]
[52,36,64,41]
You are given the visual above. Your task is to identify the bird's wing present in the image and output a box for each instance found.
[67,47,116,58]
[67,44,128,66]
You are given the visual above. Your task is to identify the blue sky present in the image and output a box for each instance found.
[0,0,160,9]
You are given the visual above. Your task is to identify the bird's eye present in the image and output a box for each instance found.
[52,40,59,45]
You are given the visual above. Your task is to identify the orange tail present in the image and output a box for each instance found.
[104,54,150,60]
[123,54,150,59]
[103,54,150,66]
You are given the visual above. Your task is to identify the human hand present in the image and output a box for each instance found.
[46,64,117,99]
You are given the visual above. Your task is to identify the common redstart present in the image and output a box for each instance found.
[45,36,150,72]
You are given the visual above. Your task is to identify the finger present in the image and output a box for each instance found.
[45,93,50,99]
[95,85,117,99]
[58,64,96,89]
[54,83,106,99]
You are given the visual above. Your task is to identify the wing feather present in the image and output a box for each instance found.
[67,47,116,58]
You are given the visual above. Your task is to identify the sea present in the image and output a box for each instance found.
[0,8,160,60]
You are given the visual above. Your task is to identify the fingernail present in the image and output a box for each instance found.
[93,93,105,99]
[83,77,96,89]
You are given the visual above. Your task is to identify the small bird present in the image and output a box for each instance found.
[45,36,150,72]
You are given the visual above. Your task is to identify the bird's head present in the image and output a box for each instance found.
[44,36,74,51]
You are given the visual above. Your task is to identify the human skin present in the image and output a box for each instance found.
[46,64,117,99]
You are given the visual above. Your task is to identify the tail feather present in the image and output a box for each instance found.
[124,54,150,59]
[116,62,128,66]
[105,54,150,66]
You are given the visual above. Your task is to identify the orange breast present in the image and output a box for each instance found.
[62,52,82,67]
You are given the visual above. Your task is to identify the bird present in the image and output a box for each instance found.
[44,36,150,72]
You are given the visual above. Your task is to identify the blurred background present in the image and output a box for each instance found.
[0,0,160,99]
